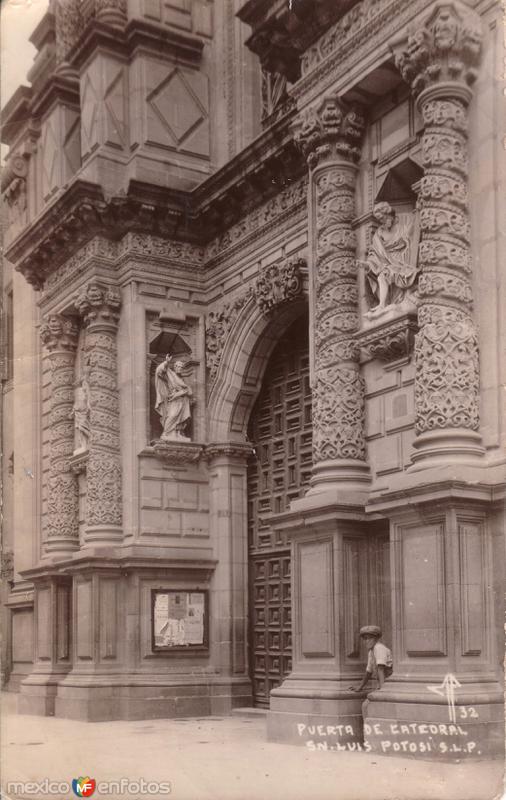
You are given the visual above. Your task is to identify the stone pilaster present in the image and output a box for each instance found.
[76,282,123,545]
[394,0,484,468]
[292,95,370,495]
[40,315,80,556]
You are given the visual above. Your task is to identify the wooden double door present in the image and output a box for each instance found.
[247,316,312,707]
[246,314,392,707]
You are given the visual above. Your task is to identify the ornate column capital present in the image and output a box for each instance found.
[95,0,128,28]
[40,314,79,352]
[75,282,121,328]
[393,1,482,102]
[292,95,365,169]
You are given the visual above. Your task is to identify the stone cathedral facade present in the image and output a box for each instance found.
[1,0,504,757]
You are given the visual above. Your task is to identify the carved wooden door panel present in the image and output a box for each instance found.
[247,315,312,707]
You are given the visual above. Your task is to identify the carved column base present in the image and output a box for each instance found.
[82,525,123,547]
[409,429,485,471]
[307,459,371,497]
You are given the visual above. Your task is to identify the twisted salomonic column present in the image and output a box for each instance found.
[292,95,370,493]
[76,282,123,544]
[395,0,484,467]
[40,315,80,555]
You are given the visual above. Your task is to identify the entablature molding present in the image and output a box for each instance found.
[6,115,306,291]
[68,17,204,73]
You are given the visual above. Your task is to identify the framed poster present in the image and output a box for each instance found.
[151,590,209,652]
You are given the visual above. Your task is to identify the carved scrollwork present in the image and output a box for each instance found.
[357,313,419,362]
[415,321,480,433]
[254,257,305,314]
[312,366,366,462]
[205,290,252,385]
[86,452,122,526]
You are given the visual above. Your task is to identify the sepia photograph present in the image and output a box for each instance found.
[0,0,504,798]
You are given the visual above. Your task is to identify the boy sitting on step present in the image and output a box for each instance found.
[351,625,393,691]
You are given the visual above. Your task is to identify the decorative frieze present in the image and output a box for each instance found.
[393,1,484,464]
[40,314,80,554]
[75,282,123,540]
[254,258,305,315]
[293,94,370,491]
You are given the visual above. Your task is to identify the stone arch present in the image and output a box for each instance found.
[207,293,309,442]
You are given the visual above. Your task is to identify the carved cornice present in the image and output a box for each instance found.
[357,313,419,361]
[292,94,365,167]
[238,0,358,81]
[40,314,79,352]
[393,1,482,98]
[7,113,305,290]
[68,17,204,72]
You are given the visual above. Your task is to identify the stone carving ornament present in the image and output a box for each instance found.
[394,1,483,449]
[254,257,304,314]
[205,291,252,385]
[155,355,193,442]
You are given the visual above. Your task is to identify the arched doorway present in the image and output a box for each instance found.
[247,312,311,707]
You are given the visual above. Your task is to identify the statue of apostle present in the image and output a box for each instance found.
[362,202,419,318]
[155,354,192,442]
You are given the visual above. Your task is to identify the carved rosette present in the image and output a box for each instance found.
[40,314,80,554]
[293,95,369,490]
[394,1,484,461]
[76,283,123,537]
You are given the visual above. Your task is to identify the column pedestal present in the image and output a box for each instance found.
[267,508,389,748]
[18,576,72,716]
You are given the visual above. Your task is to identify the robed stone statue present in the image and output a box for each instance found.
[362,202,420,320]
[155,354,192,442]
